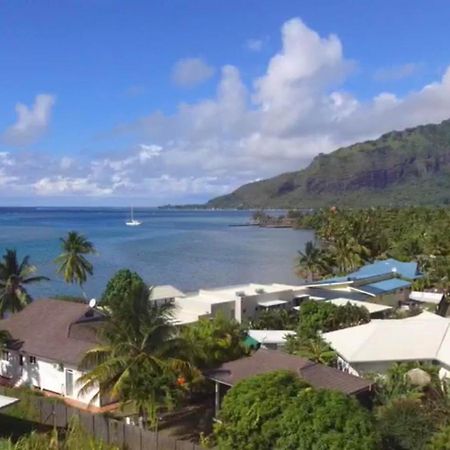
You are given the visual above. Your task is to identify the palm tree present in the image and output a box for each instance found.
[55,232,96,292]
[297,337,337,366]
[297,241,329,282]
[79,284,195,428]
[0,249,49,318]
[329,234,367,274]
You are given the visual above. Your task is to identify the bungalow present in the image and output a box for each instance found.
[323,311,450,378]
[314,258,423,307]
[206,348,373,416]
[0,299,106,407]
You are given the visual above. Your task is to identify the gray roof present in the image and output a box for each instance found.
[0,299,104,366]
[207,348,372,395]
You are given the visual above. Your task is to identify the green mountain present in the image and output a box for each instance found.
[207,119,450,208]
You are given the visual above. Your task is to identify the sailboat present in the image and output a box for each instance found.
[125,206,142,226]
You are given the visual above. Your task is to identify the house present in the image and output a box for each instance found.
[314,258,422,307]
[0,299,107,407]
[322,311,450,378]
[171,283,306,325]
[169,279,396,325]
[206,348,373,415]
[149,285,185,306]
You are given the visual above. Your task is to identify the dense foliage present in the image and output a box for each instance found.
[371,363,450,449]
[214,371,308,449]
[249,308,299,330]
[376,397,434,450]
[181,313,248,369]
[100,269,148,313]
[215,371,378,450]
[276,389,379,450]
[285,300,369,365]
[296,208,450,291]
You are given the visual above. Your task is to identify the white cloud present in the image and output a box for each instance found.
[3,18,450,204]
[246,38,264,52]
[2,94,55,146]
[374,63,419,82]
[33,176,113,196]
[172,57,215,88]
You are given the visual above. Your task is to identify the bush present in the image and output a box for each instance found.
[376,397,435,450]
[428,423,450,450]
[214,371,306,449]
[276,389,379,450]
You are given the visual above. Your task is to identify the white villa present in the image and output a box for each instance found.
[323,311,450,378]
[0,299,106,407]
[165,278,399,325]
[169,283,314,325]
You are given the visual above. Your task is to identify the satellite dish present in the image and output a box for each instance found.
[89,298,97,308]
[392,267,397,273]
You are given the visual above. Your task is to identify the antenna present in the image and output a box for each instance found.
[89,298,97,308]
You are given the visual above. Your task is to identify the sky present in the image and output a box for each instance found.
[2,0,450,206]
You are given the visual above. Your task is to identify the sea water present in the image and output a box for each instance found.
[0,208,313,298]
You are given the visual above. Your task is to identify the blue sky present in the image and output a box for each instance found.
[2,1,450,205]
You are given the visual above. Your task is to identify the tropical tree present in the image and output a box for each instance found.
[294,336,337,366]
[100,269,147,314]
[249,308,299,330]
[181,313,248,369]
[214,370,308,449]
[0,249,49,318]
[296,241,329,282]
[55,232,96,292]
[79,278,195,427]
[276,389,379,450]
[329,234,367,274]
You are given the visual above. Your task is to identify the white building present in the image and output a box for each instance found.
[0,299,106,407]
[323,311,450,378]
[171,283,308,325]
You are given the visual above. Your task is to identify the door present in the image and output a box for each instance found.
[65,370,74,397]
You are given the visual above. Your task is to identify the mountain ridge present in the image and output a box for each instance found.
[206,119,450,208]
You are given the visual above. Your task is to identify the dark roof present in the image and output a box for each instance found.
[206,348,372,396]
[0,299,104,366]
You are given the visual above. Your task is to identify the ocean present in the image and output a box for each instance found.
[0,208,314,299]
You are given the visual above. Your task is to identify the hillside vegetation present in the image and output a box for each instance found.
[207,119,450,208]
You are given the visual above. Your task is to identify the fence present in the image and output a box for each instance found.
[0,388,209,450]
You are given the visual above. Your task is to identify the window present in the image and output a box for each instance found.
[29,356,36,364]
[1,351,9,361]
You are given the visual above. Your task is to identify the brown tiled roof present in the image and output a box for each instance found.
[206,348,372,395]
[0,299,104,367]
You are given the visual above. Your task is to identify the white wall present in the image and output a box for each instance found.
[0,350,100,407]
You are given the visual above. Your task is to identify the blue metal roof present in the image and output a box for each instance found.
[356,278,412,296]
[311,276,350,286]
[348,259,421,281]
